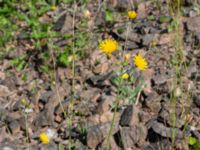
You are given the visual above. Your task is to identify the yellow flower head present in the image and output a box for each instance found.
[40,132,50,144]
[83,9,91,18]
[21,98,27,106]
[128,10,137,20]
[99,39,118,55]
[121,73,129,79]
[51,6,57,11]
[133,54,148,71]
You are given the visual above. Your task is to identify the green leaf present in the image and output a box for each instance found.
[189,137,197,145]
[58,143,62,150]
[57,52,69,67]
[159,16,171,23]
[63,0,74,4]
[148,15,156,21]
[40,65,50,73]
[105,9,113,22]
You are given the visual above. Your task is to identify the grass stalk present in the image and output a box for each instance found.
[67,1,77,149]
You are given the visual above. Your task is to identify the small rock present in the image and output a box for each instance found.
[39,91,54,103]
[159,102,185,128]
[144,92,161,114]
[87,71,114,86]
[158,33,173,45]
[93,63,109,75]
[120,125,147,149]
[39,142,57,150]
[97,95,115,114]
[193,95,200,108]
[186,17,200,32]
[0,71,5,80]
[143,69,154,95]
[73,140,87,150]
[74,101,92,116]
[101,135,121,150]
[8,120,20,134]
[119,105,139,126]
[46,128,57,139]
[80,88,101,103]
[142,34,158,46]
[33,109,54,129]
[187,63,197,78]
[137,2,148,19]
[197,58,200,66]
[54,115,62,123]
[87,122,119,149]
[191,72,200,81]
[0,85,10,97]
[153,74,168,85]
[100,111,119,123]
[151,120,183,139]
[54,13,73,34]
[195,32,200,45]
[0,143,17,150]
[110,0,130,12]
[126,41,140,49]
[54,97,70,115]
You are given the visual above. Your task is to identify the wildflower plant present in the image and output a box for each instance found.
[103,9,148,150]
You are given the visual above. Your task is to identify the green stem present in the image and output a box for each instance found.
[105,98,120,150]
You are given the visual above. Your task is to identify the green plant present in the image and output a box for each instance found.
[189,136,200,150]
[10,56,27,71]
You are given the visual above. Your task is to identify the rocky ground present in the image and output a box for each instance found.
[0,0,200,150]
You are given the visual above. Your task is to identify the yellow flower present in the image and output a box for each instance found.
[40,132,50,144]
[99,39,118,55]
[128,10,137,20]
[121,73,129,79]
[21,98,27,106]
[133,54,148,71]
[83,9,91,18]
[51,6,57,11]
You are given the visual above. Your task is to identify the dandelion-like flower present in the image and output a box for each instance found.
[99,39,118,55]
[40,132,50,144]
[133,54,148,71]
[121,73,129,79]
[128,10,137,20]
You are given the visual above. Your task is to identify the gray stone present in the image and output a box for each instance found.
[8,120,20,134]
[0,85,10,97]
[193,95,200,108]
[119,105,139,126]
[0,143,17,150]
[153,74,168,85]
[39,91,54,103]
[120,125,147,149]
[33,109,54,129]
[186,17,200,32]
[87,122,119,149]
[151,121,183,139]
[191,72,200,81]
[126,41,140,49]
